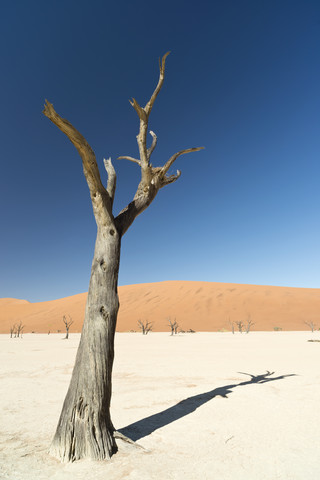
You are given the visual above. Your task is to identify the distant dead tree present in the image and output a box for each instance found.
[43,52,203,462]
[236,321,244,334]
[62,315,73,339]
[138,320,153,335]
[168,318,179,335]
[229,318,235,334]
[187,328,196,333]
[10,324,17,338]
[245,316,255,334]
[15,321,24,338]
[304,321,316,333]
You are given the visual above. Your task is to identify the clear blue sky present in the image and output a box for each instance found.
[1,0,319,302]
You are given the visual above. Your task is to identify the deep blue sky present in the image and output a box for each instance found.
[1,0,319,302]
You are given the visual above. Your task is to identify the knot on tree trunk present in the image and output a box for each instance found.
[100,306,110,321]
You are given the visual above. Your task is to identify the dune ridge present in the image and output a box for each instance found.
[1,281,319,333]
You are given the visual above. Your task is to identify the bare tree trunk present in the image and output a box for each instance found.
[50,226,120,461]
[44,52,203,463]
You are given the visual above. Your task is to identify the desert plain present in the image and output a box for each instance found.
[1,330,320,480]
[1,281,320,479]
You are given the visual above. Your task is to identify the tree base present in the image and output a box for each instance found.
[49,431,147,463]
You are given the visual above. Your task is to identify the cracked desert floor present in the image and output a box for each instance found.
[1,331,320,480]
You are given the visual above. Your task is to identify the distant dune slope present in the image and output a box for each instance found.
[1,281,320,333]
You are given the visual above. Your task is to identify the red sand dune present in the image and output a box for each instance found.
[1,281,320,333]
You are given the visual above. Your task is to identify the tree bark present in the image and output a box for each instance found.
[50,225,121,461]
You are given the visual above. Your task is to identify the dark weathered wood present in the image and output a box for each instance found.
[43,53,203,462]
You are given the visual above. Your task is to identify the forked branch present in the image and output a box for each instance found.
[157,147,204,188]
[44,54,204,239]
[161,147,204,176]
[115,53,204,236]
[128,52,170,168]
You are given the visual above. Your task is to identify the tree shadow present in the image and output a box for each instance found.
[118,371,296,441]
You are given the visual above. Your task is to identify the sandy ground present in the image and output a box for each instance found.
[1,331,320,480]
[1,281,320,333]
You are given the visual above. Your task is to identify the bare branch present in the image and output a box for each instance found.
[129,98,147,122]
[161,147,204,177]
[115,146,203,233]
[117,156,141,165]
[103,158,116,207]
[129,52,170,170]
[63,315,74,328]
[147,131,157,160]
[43,100,113,221]
[144,52,170,116]
[115,54,204,236]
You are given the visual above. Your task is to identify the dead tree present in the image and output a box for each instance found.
[229,318,235,334]
[43,52,203,462]
[168,318,179,335]
[245,316,254,334]
[138,320,153,335]
[62,315,74,339]
[16,321,24,338]
[236,321,244,334]
[10,324,17,338]
[304,321,316,333]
